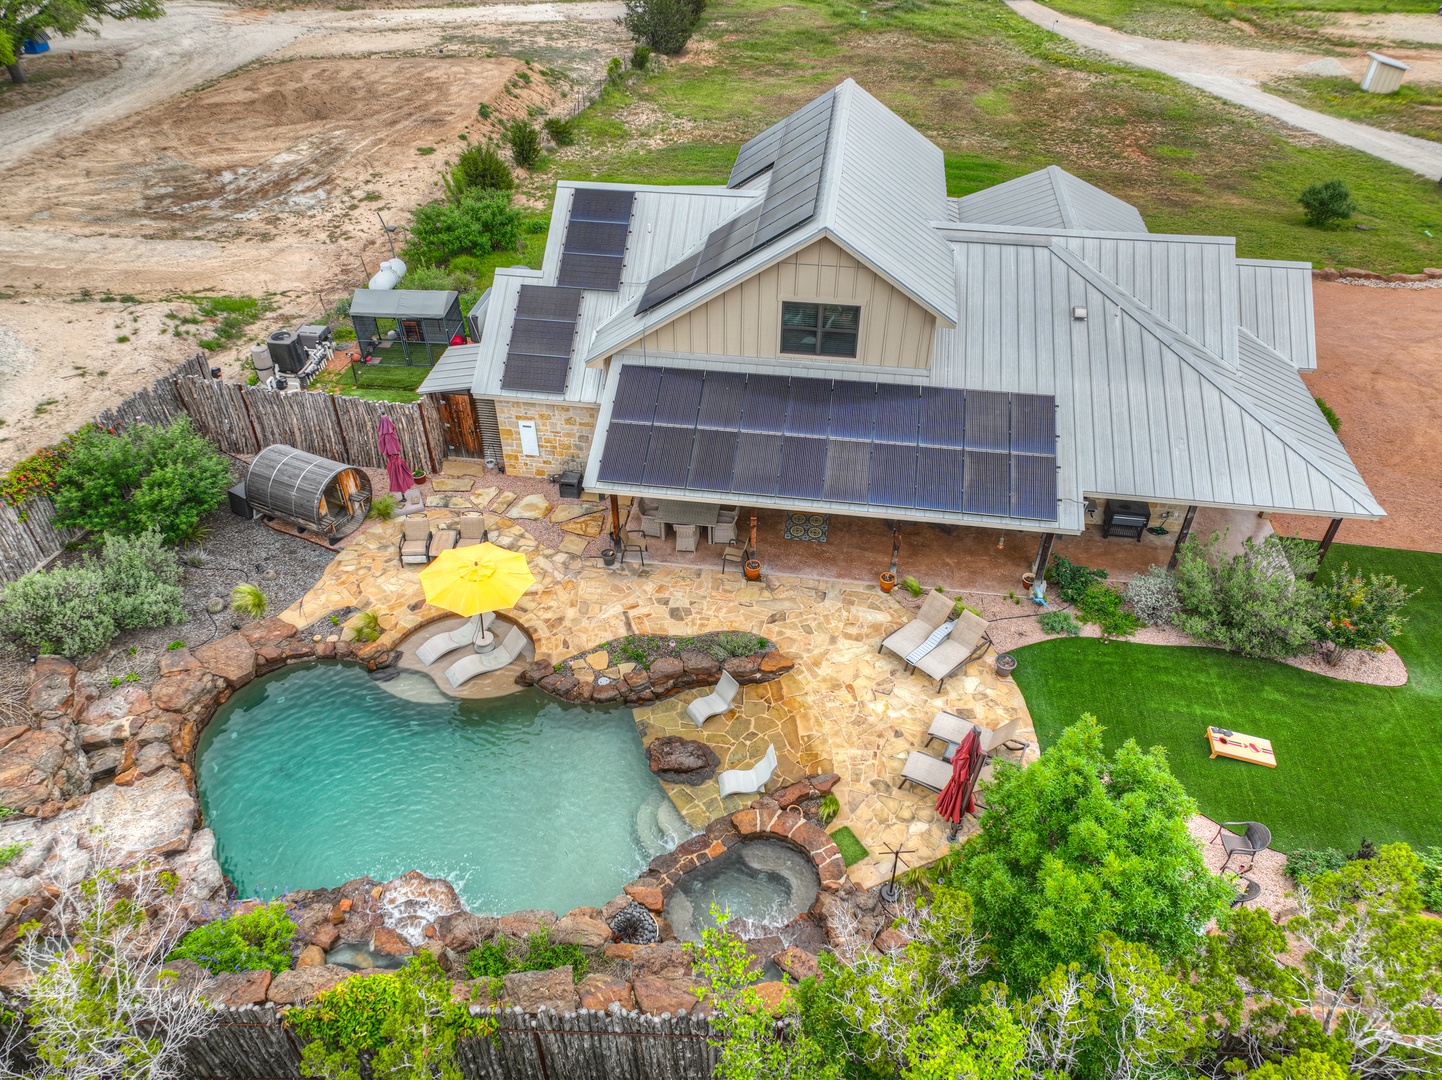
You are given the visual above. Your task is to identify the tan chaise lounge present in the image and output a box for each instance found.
[913,611,991,691]
[879,591,954,667]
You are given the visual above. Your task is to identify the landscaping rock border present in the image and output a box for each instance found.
[1314,267,1442,287]
[516,643,795,707]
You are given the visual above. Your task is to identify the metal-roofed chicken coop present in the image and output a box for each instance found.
[245,445,372,540]
[350,289,465,365]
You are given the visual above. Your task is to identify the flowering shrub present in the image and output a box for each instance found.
[1315,563,1416,655]
[0,434,79,510]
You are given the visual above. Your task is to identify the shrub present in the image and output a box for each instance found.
[403,190,523,268]
[1315,562,1416,655]
[1124,565,1181,626]
[900,575,923,598]
[1298,179,1356,227]
[0,437,74,507]
[231,582,267,618]
[504,120,542,169]
[949,598,979,620]
[621,0,701,54]
[542,116,576,147]
[1038,610,1080,636]
[1419,847,1442,913]
[631,44,652,69]
[52,416,231,545]
[100,529,185,631]
[368,493,397,521]
[464,928,588,982]
[1172,532,1321,659]
[715,630,767,656]
[817,793,839,825]
[349,611,382,644]
[167,901,295,974]
[0,565,114,657]
[444,142,513,204]
[1315,397,1341,433]
[1075,581,1139,638]
[1285,847,1348,883]
[1045,553,1107,605]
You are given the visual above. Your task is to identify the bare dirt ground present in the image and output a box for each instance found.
[1315,12,1442,49]
[0,0,629,467]
[1270,282,1442,554]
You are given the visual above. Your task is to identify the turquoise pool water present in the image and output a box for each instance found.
[196,662,676,916]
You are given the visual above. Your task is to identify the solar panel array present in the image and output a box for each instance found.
[500,286,582,394]
[636,93,835,313]
[598,367,1058,520]
[557,188,635,292]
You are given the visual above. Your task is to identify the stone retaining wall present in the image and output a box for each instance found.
[1314,266,1442,283]
[516,645,795,707]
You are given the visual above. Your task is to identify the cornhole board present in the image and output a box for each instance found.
[1207,728,1276,768]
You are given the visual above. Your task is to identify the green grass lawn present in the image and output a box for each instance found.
[1266,75,1442,143]
[551,0,1442,272]
[1041,0,1438,43]
[1012,545,1442,854]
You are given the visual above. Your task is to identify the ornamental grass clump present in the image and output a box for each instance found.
[231,582,267,619]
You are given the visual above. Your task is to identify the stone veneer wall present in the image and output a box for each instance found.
[493,399,600,479]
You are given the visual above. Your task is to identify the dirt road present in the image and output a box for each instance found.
[1006,0,1442,181]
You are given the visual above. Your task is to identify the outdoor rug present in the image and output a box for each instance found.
[784,512,829,543]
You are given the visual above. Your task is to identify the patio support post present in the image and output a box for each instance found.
[609,493,622,549]
[1167,505,1198,571]
[1031,532,1055,580]
[1310,517,1344,581]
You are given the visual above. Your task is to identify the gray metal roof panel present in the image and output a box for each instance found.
[417,343,483,395]
[950,166,1147,233]
[349,289,459,319]
[1236,258,1317,371]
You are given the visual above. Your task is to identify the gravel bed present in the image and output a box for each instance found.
[1334,277,1442,290]
[1190,814,1295,924]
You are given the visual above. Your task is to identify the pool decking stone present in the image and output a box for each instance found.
[282,497,1037,889]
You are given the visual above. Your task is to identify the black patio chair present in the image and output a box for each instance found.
[1213,821,1272,873]
[1231,875,1262,908]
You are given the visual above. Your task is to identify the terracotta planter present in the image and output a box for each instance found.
[744,560,762,581]
[411,473,427,486]
[879,572,897,593]
[1021,572,1036,588]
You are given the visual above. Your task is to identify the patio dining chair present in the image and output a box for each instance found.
[879,591,954,667]
[674,524,700,553]
[636,503,666,539]
[1213,821,1272,873]
[456,515,488,547]
[720,545,745,574]
[621,533,647,567]
[1230,874,1262,908]
[708,510,738,545]
[398,518,432,565]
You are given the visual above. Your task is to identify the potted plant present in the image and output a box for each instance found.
[601,547,618,568]
[880,571,897,593]
[744,559,762,581]
[411,467,427,486]
[1021,572,1036,589]
[995,653,1017,679]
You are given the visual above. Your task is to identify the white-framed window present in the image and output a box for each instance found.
[780,301,860,358]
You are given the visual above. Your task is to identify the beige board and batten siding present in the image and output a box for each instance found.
[637,237,936,369]
[494,399,600,479]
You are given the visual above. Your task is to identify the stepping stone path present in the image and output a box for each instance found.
[552,503,605,524]
[430,477,474,492]
[586,651,610,670]
[491,492,517,515]
[560,516,605,538]
[510,494,554,520]
[471,486,499,508]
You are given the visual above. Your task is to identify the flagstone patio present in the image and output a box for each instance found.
[279,475,1036,892]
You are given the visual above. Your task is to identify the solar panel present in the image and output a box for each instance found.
[570,188,634,223]
[508,318,576,357]
[515,286,582,320]
[642,425,694,488]
[916,446,965,511]
[611,366,663,424]
[1010,454,1057,520]
[652,368,704,426]
[920,388,966,447]
[823,439,870,503]
[635,251,701,313]
[501,355,569,395]
[963,391,1009,451]
[564,220,629,256]
[828,381,876,440]
[689,428,738,491]
[505,287,580,392]
[1010,393,1056,455]
[597,422,650,484]
[557,254,624,291]
[963,450,1010,516]
[732,433,783,495]
[778,436,826,499]
[739,375,789,432]
[868,442,917,508]
[784,377,831,436]
[697,371,746,429]
[874,384,921,443]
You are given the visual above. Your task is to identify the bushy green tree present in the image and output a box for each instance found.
[1249,1049,1354,1080]
[620,0,702,54]
[443,142,512,204]
[52,416,230,545]
[1298,180,1357,228]
[404,190,522,267]
[504,120,542,169]
[166,901,296,975]
[1172,532,1321,659]
[1315,562,1417,657]
[2,0,161,83]
[948,714,1233,988]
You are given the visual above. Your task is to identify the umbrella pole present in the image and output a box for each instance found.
[609,494,623,550]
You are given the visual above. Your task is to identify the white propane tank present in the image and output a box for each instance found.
[368,258,407,291]
[250,342,274,378]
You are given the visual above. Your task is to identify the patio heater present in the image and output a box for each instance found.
[878,843,916,905]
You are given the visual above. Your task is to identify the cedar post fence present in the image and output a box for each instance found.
[0,356,448,584]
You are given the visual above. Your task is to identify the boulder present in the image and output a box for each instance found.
[149,670,221,718]
[551,914,610,949]
[772,781,813,809]
[379,870,463,945]
[0,730,79,810]
[752,981,791,1012]
[203,969,272,1007]
[308,922,340,952]
[135,742,175,775]
[774,946,819,981]
[434,911,497,952]
[158,649,201,677]
[193,633,257,689]
[758,651,794,675]
[678,650,720,677]
[296,945,327,967]
[86,745,126,779]
[78,686,149,745]
[508,494,554,521]
[590,683,620,704]
[647,657,684,684]
[371,927,412,957]
[27,656,78,719]
[158,957,211,995]
[519,660,553,686]
[810,773,840,794]
[168,827,225,911]
[577,973,635,1012]
[631,976,702,1016]
[136,716,175,747]
[240,617,301,649]
[496,909,557,940]
[628,941,690,980]
[623,884,665,913]
[267,965,352,1005]
[721,656,759,679]
[647,737,720,784]
[80,768,195,856]
[502,966,577,1013]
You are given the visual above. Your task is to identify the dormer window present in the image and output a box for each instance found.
[780,302,859,358]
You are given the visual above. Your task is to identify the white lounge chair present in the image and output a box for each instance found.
[686,671,741,728]
[718,744,777,799]
[443,623,527,688]
[415,612,494,667]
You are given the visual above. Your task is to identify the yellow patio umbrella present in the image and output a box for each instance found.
[418,543,535,617]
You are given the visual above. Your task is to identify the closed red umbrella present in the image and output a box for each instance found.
[377,415,412,496]
[935,726,980,825]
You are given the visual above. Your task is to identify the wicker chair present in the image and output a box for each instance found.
[1213,821,1272,873]
[456,515,488,547]
[398,518,432,565]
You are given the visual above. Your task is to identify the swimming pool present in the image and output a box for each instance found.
[196,662,679,916]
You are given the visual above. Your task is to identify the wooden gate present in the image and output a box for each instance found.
[437,393,485,458]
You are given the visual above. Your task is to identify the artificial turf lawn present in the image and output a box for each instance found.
[1012,545,1442,854]
[829,826,870,867]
